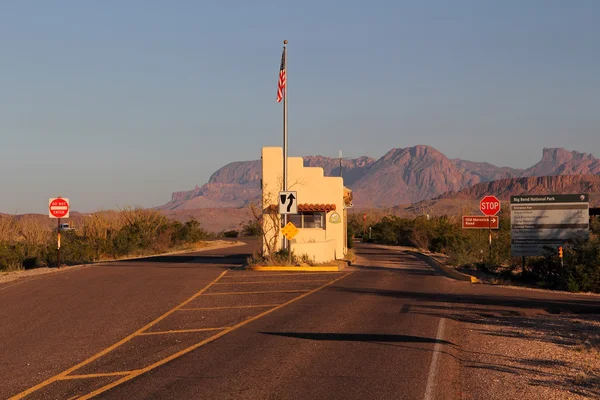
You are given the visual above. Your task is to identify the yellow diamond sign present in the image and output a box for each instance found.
[281,221,299,240]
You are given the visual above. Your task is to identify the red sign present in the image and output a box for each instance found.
[462,215,499,229]
[49,197,70,218]
[480,196,501,216]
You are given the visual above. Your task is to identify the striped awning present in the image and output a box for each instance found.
[298,203,336,212]
[266,203,336,212]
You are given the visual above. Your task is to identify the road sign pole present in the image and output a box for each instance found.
[57,218,61,268]
[488,216,492,262]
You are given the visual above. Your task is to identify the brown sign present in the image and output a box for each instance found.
[462,215,499,229]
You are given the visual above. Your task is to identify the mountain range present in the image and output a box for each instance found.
[158,146,600,211]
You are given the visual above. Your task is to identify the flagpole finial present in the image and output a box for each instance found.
[283,40,288,45]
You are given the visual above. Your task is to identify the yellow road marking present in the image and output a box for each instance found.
[139,327,228,335]
[246,265,339,272]
[213,279,330,285]
[220,272,343,278]
[203,289,309,296]
[66,396,81,400]
[60,371,138,380]
[179,304,281,311]
[77,272,353,399]
[8,270,229,400]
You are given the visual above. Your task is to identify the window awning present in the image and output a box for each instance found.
[266,203,336,213]
[298,203,336,212]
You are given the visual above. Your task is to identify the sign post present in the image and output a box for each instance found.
[480,196,501,261]
[279,191,297,264]
[49,197,70,267]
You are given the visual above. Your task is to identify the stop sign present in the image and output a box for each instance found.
[49,197,70,218]
[480,196,501,216]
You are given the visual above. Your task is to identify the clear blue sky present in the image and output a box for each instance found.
[1,0,599,213]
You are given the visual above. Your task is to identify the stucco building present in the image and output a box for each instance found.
[261,147,353,263]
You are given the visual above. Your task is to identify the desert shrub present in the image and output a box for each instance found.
[347,232,354,249]
[522,237,600,293]
[241,219,261,237]
[22,256,41,270]
[247,248,318,267]
[371,216,413,245]
[557,237,600,292]
[347,215,364,239]
[0,242,25,271]
[223,230,239,238]
[590,217,600,235]
[59,230,98,265]
[174,218,210,243]
[0,208,216,270]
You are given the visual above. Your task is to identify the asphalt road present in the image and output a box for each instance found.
[2,240,599,399]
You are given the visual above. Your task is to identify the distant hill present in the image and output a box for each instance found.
[158,146,600,210]
[157,156,376,210]
[393,175,600,218]
[435,175,600,203]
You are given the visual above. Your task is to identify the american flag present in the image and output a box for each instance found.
[277,48,286,102]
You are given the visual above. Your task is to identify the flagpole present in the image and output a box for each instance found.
[282,40,289,254]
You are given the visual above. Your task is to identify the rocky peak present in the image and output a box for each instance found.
[540,148,593,164]
[524,148,598,177]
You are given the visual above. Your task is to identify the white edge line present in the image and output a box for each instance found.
[423,318,446,400]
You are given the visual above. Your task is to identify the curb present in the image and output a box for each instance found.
[408,251,479,283]
[245,265,341,272]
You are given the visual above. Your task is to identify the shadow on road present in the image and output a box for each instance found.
[259,331,454,345]
[351,265,438,276]
[332,286,600,314]
[110,253,251,269]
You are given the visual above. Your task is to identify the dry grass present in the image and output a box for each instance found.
[345,248,357,263]
[0,207,216,271]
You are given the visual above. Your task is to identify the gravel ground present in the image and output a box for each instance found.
[0,240,245,285]
[458,311,600,399]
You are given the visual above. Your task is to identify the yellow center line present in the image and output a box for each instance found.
[77,272,353,400]
[8,270,230,400]
[203,290,310,296]
[213,279,330,285]
[65,396,81,400]
[139,327,228,336]
[179,304,281,311]
[60,371,139,380]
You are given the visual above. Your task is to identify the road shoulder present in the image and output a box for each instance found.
[458,310,600,399]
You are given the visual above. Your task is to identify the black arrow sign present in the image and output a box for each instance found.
[287,193,295,212]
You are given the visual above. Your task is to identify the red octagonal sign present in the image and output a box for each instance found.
[480,196,501,216]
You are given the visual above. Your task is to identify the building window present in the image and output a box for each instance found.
[283,212,326,229]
